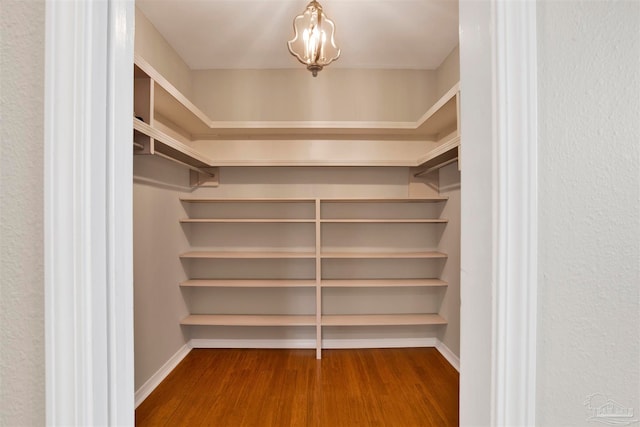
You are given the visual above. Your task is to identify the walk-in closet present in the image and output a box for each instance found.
[132,1,461,422]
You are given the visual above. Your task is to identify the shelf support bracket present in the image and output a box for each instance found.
[190,168,220,187]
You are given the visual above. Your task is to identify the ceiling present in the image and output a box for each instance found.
[136,0,459,70]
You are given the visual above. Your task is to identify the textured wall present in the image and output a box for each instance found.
[537,1,640,424]
[0,1,46,425]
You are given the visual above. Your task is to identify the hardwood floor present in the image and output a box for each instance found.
[136,348,459,427]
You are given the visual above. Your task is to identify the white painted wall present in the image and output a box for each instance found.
[0,1,46,425]
[458,0,495,424]
[536,1,640,424]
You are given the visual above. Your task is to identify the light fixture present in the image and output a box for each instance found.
[287,1,341,77]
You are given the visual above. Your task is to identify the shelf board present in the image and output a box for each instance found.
[180,251,316,259]
[321,279,447,288]
[321,251,447,259]
[415,135,461,171]
[180,198,317,203]
[319,197,448,203]
[415,84,459,137]
[133,118,213,168]
[321,314,447,326]
[180,279,316,288]
[320,219,447,223]
[181,314,316,327]
[180,218,315,224]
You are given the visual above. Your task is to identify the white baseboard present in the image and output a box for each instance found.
[322,337,438,349]
[189,338,316,349]
[136,338,460,406]
[435,340,460,372]
[188,337,440,350]
[135,343,191,408]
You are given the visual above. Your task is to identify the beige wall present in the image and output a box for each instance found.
[135,6,193,98]
[536,0,639,424]
[133,157,192,390]
[437,162,461,357]
[191,68,438,122]
[0,1,46,425]
[435,46,460,99]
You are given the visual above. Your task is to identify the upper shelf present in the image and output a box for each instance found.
[134,54,460,171]
[135,54,459,142]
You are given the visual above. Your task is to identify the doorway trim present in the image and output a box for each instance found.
[43,0,538,424]
[491,0,539,424]
[44,0,134,424]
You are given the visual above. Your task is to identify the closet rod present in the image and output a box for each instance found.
[153,150,217,177]
[133,175,195,191]
[413,157,458,177]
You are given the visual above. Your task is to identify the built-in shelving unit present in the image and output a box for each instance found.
[132,55,461,176]
[179,197,450,358]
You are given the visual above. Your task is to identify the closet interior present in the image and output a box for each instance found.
[133,6,461,404]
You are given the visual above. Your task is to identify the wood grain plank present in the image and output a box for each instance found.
[136,348,459,427]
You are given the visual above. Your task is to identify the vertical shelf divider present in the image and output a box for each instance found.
[315,198,322,359]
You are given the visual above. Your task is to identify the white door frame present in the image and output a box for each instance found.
[44,0,134,425]
[459,0,538,425]
[43,0,537,425]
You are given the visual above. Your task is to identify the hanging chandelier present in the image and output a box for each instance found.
[287,1,341,77]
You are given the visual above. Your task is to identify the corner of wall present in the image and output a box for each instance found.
[435,45,460,99]
[134,6,193,97]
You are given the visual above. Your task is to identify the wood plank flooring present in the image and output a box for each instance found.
[136,348,459,427]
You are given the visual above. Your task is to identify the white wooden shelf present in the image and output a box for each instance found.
[321,314,447,326]
[181,314,316,327]
[180,218,315,224]
[180,251,316,259]
[320,251,447,259]
[177,196,449,358]
[134,55,460,169]
[320,219,448,223]
[180,198,316,203]
[320,197,448,203]
[133,117,214,169]
[415,135,461,175]
[321,279,447,288]
[180,279,316,288]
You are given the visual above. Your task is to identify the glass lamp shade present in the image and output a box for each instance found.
[287,1,340,77]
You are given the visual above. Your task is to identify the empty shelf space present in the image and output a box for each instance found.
[320,219,447,223]
[180,218,315,223]
[321,314,447,326]
[321,279,447,288]
[181,314,317,327]
[180,251,317,259]
[180,279,316,288]
[321,251,447,259]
